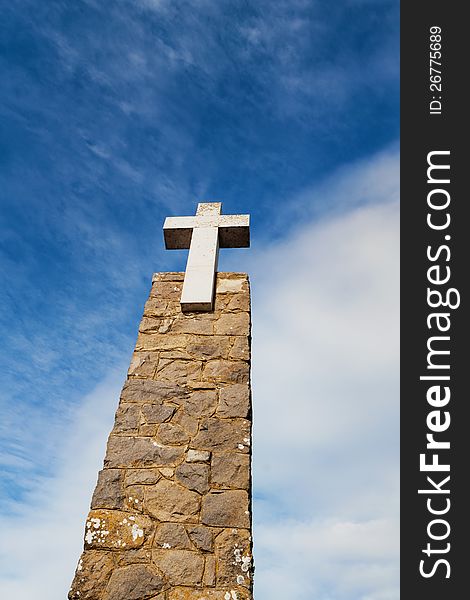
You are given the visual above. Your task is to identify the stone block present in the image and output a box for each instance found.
[228,337,250,360]
[91,469,125,510]
[170,316,214,335]
[172,409,199,435]
[152,549,204,586]
[84,510,152,550]
[202,360,249,384]
[135,333,190,352]
[157,423,190,445]
[124,468,161,487]
[186,335,231,359]
[145,480,200,523]
[150,280,183,300]
[201,491,250,528]
[156,359,202,385]
[128,352,158,378]
[227,293,250,312]
[192,418,250,453]
[175,462,210,494]
[102,564,165,600]
[184,389,218,417]
[124,485,145,512]
[105,436,184,468]
[69,551,114,600]
[113,403,142,433]
[187,525,214,551]
[215,528,252,589]
[186,449,211,463]
[139,316,164,333]
[154,523,192,550]
[143,296,169,318]
[216,278,245,293]
[203,555,216,586]
[214,313,250,336]
[141,403,175,424]
[121,379,187,404]
[217,384,250,418]
[211,453,250,490]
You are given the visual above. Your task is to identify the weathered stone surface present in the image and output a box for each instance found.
[91,469,125,510]
[69,551,114,600]
[217,384,250,418]
[175,463,210,494]
[211,453,250,489]
[143,296,169,317]
[229,336,250,360]
[84,510,152,550]
[114,403,142,433]
[215,528,252,589]
[187,525,214,551]
[184,389,218,417]
[102,564,165,600]
[186,449,211,463]
[125,485,145,512]
[160,349,193,360]
[170,316,214,335]
[172,410,199,435]
[203,360,249,384]
[154,523,192,550]
[128,352,158,378]
[136,333,190,352]
[192,418,250,453]
[146,480,200,523]
[150,280,183,300]
[227,292,250,312]
[216,277,245,293]
[201,491,250,528]
[142,403,175,423]
[124,469,161,487]
[214,313,250,336]
[115,548,153,566]
[152,550,204,586]
[156,359,202,384]
[168,589,251,600]
[203,555,216,586]
[157,423,190,445]
[155,359,202,385]
[121,379,187,404]
[186,336,231,359]
[139,316,168,333]
[71,273,252,599]
[159,467,174,478]
[152,272,185,283]
[105,436,184,468]
[140,424,158,436]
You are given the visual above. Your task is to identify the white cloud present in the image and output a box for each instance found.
[0,148,398,600]
[246,149,399,599]
[0,370,124,598]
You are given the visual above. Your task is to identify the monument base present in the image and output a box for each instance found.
[69,272,253,600]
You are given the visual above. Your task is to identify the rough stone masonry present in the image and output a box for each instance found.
[69,272,253,600]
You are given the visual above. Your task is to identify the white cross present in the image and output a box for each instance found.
[163,202,250,312]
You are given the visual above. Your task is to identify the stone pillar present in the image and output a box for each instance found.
[69,272,253,600]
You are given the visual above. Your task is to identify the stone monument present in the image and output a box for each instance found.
[69,203,253,600]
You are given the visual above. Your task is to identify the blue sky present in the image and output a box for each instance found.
[0,1,399,598]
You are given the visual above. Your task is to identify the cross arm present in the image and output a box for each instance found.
[163,214,250,249]
[163,216,197,249]
[218,214,250,248]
